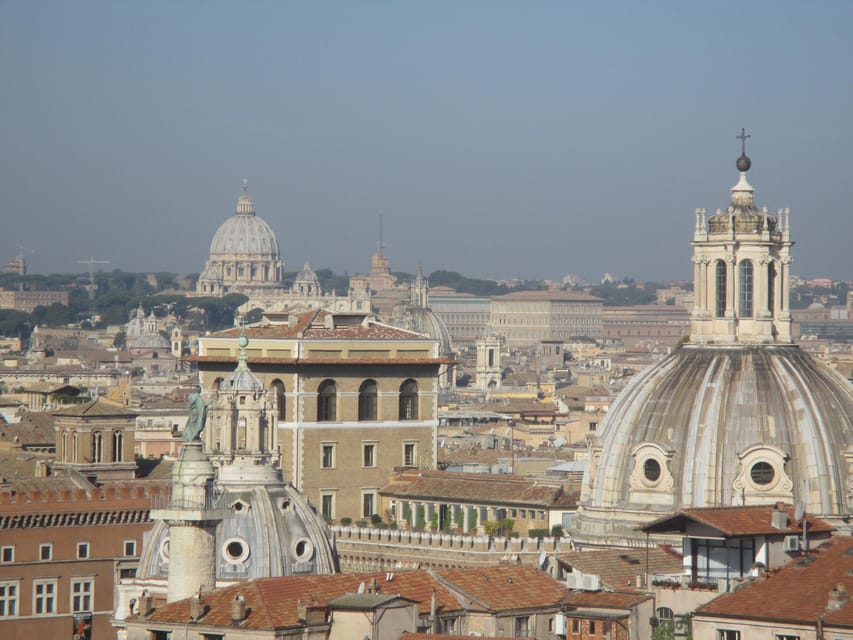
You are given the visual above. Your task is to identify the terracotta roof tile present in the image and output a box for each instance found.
[696,536,853,624]
[557,547,682,591]
[563,590,652,609]
[642,505,834,537]
[433,565,569,611]
[381,471,576,508]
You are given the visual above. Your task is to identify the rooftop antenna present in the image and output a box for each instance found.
[377,214,385,256]
[77,256,111,301]
[15,244,35,292]
[795,501,807,553]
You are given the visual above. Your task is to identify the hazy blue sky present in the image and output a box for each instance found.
[2,1,851,282]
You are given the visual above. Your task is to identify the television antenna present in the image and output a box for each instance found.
[14,244,35,291]
[77,256,110,301]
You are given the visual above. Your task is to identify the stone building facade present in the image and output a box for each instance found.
[490,291,603,347]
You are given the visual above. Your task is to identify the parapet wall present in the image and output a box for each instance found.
[332,525,574,572]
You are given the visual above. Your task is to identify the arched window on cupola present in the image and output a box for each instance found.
[767,262,776,316]
[112,431,123,462]
[91,431,103,463]
[739,260,754,317]
[270,379,286,421]
[715,260,727,318]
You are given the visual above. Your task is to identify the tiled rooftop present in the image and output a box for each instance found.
[642,504,835,537]
[557,546,682,591]
[696,536,853,626]
[381,470,577,508]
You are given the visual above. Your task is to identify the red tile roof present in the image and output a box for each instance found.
[433,565,569,611]
[642,504,834,537]
[557,546,682,591]
[144,566,569,629]
[381,470,577,508]
[696,536,853,625]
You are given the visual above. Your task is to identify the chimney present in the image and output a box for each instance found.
[771,504,788,530]
[137,590,154,618]
[189,590,205,622]
[828,583,849,612]
[231,593,247,625]
[367,577,380,594]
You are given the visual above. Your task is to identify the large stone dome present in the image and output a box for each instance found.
[574,146,853,542]
[196,180,285,297]
[209,189,280,258]
[575,345,853,538]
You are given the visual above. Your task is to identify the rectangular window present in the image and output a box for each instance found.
[514,615,529,637]
[77,542,89,559]
[322,444,336,469]
[151,631,171,640]
[321,494,335,520]
[404,442,417,467]
[124,540,137,557]
[33,579,56,614]
[572,619,581,633]
[0,546,13,563]
[362,492,375,519]
[71,578,93,613]
[363,443,375,468]
[775,636,799,640]
[0,581,19,616]
[589,620,596,635]
[717,631,740,640]
[39,544,52,561]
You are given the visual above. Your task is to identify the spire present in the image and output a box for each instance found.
[235,324,250,372]
[731,128,755,207]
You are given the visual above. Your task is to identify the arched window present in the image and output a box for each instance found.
[317,380,337,422]
[358,380,378,421]
[270,379,286,421]
[91,431,103,463]
[739,260,753,317]
[71,432,78,463]
[61,431,68,462]
[211,377,224,391]
[715,260,727,318]
[112,431,123,462]
[399,379,418,421]
[767,261,776,316]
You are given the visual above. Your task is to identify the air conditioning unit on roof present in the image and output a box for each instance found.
[783,535,800,553]
[582,574,602,591]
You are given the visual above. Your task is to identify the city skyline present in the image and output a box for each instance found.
[2,1,852,282]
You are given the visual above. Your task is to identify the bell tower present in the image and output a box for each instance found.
[689,130,794,345]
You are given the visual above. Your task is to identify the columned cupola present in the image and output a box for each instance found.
[690,130,793,344]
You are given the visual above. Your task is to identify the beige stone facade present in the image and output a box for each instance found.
[193,309,448,522]
[490,291,603,347]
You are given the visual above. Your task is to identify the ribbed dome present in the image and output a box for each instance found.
[137,482,338,581]
[576,345,853,536]
[209,184,280,258]
[411,307,454,356]
[130,333,170,350]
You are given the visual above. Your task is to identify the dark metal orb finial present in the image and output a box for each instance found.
[736,153,751,172]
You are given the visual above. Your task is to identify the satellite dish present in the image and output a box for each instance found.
[794,501,806,523]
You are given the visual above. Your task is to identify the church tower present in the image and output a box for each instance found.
[475,328,502,391]
[689,129,794,344]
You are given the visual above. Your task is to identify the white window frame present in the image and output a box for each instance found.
[70,577,93,613]
[0,580,19,617]
[403,441,417,467]
[362,441,377,468]
[39,543,52,561]
[77,542,90,559]
[320,491,336,521]
[124,540,137,557]
[33,578,57,615]
[321,442,336,469]
[718,631,741,640]
[361,490,377,519]
[0,546,13,563]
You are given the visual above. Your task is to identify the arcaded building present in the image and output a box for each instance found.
[574,145,853,543]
